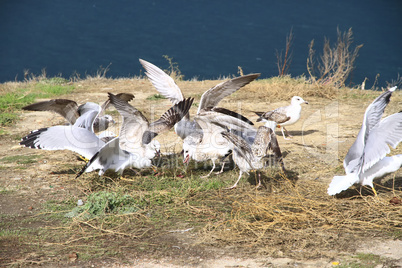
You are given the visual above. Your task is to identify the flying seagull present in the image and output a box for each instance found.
[22,93,134,132]
[76,93,194,177]
[220,125,284,189]
[255,96,308,140]
[328,86,402,196]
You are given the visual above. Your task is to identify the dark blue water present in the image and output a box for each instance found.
[1,0,401,88]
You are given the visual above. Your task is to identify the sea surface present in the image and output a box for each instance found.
[1,0,401,88]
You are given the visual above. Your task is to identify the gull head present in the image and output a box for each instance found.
[291,96,309,105]
[182,135,201,164]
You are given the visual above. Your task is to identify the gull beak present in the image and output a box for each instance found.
[183,154,190,164]
[155,149,161,158]
[305,101,309,104]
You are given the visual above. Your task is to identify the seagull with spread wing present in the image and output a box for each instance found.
[76,93,193,177]
[22,93,134,133]
[328,86,402,196]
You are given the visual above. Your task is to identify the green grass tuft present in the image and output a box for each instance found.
[0,81,74,126]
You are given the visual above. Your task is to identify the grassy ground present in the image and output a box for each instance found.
[0,75,401,267]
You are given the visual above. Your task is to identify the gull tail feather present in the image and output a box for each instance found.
[327,173,359,196]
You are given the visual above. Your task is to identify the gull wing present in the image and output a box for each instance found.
[197,73,260,114]
[74,102,102,132]
[251,126,271,157]
[344,87,396,173]
[99,93,135,114]
[196,109,255,134]
[360,112,402,173]
[143,97,194,144]
[20,125,104,160]
[140,58,184,104]
[108,92,149,152]
[221,131,254,167]
[256,109,290,124]
[22,99,79,124]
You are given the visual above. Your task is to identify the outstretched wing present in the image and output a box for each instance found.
[20,125,104,160]
[140,58,184,105]
[108,92,149,152]
[344,87,396,173]
[100,93,135,114]
[360,112,402,173]
[22,99,79,124]
[143,97,194,144]
[197,73,260,113]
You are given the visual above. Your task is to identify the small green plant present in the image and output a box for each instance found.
[146,94,167,101]
[65,191,140,219]
[338,253,383,268]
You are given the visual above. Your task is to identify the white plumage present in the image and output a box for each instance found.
[328,86,402,195]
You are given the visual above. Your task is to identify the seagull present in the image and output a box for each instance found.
[76,93,194,177]
[255,96,308,140]
[139,58,260,139]
[328,86,402,196]
[20,102,108,160]
[183,107,256,177]
[22,93,134,133]
[220,125,284,189]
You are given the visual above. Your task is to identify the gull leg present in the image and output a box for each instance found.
[226,171,243,189]
[255,172,262,189]
[201,159,216,178]
[282,127,292,140]
[371,186,378,197]
[215,162,225,175]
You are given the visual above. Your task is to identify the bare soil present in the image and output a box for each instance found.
[0,78,401,267]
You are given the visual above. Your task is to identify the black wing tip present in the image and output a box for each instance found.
[20,128,48,148]
[212,107,254,126]
[76,151,99,178]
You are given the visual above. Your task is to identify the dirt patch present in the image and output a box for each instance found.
[0,78,401,267]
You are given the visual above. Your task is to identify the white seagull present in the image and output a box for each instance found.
[76,93,193,177]
[255,96,308,140]
[220,126,284,189]
[328,86,402,196]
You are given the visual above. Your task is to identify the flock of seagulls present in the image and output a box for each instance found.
[19,59,402,194]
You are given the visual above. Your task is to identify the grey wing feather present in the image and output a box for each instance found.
[197,73,260,113]
[251,126,271,157]
[344,89,394,172]
[74,102,101,132]
[100,93,135,114]
[22,99,79,124]
[360,112,402,172]
[20,126,104,160]
[144,97,194,144]
[258,109,290,124]
[108,92,149,149]
[140,59,184,105]
[221,131,254,167]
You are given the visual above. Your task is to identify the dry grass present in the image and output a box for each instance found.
[200,172,402,259]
